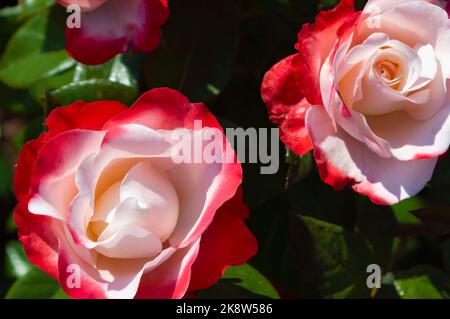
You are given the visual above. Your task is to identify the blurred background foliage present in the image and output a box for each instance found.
[1,0,450,299]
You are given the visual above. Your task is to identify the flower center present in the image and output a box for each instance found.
[375,60,402,87]
[86,160,179,259]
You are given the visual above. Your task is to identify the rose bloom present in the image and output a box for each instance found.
[262,0,450,205]
[13,88,257,299]
[57,0,169,65]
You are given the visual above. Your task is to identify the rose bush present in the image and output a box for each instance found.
[13,88,257,299]
[57,0,169,65]
[262,0,450,205]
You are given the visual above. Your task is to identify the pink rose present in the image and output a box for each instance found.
[58,0,169,65]
[58,0,107,11]
[262,0,450,204]
[14,88,257,298]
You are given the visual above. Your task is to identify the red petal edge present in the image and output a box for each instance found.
[293,0,357,105]
[261,54,313,156]
[65,0,169,65]
[13,100,128,285]
[188,187,258,292]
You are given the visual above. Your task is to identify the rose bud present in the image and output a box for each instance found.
[58,0,169,65]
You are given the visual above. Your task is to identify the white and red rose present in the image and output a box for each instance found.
[57,0,169,65]
[13,88,257,299]
[262,0,450,205]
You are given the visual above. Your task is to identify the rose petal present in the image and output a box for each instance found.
[75,124,171,209]
[96,223,162,259]
[105,88,243,248]
[364,0,446,15]
[367,82,450,161]
[360,1,448,49]
[117,161,179,242]
[261,54,313,156]
[58,0,107,12]
[166,130,242,248]
[135,239,201,299]
[65,0,169,65]
[188,188,257,291]
[306,105,437,205]
[14,137,48,201]
[28,130,105,220]
[14,202,59,280]
[105,88,221,131]
[321,31,394,159]
[338,32,391,108]
[45,100,128,138]
[294,0,360,105]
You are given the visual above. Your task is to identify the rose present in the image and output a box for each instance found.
[57,0,169,65]
[263,0,450,204]
[13,88,257,299]
[58,0,107,11]
[262,0,450,205]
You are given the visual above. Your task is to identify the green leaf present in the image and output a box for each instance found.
[391,197,423,225]
[6,268,61,299]
[394,265,450,299]
[51,80,138,106]
[27,67,76,105]
[197,264,280,299]
[0,7,73,90]
[19,0,55,18]
[51,289,71,299]
[50,54,140,106]
[143,0,239,101]
[0,6,72,111]
[0,9,26,55]
[0,50,75,89]
[5,241,33,279]
[0,12,48,68]
[73,54,139,87]
[285,149,313,181]
[295,216,377,298]
[0,0,55,22]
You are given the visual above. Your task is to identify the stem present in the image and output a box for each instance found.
[284,161,299,191]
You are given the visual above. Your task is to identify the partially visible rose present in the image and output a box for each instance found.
[14,88,257,298]
[58,0,107,11]
[57,0,169,65]
[262,0,450,205]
